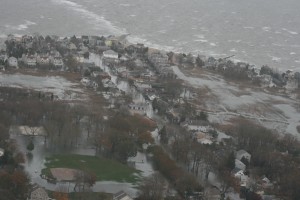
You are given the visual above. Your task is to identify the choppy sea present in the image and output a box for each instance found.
[1,0,300,71]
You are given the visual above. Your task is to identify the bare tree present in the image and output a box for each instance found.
[137,173,165,200]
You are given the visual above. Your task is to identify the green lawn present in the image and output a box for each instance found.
[42,154,140,183]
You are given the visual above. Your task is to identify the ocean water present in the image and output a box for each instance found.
[1,0,300,71]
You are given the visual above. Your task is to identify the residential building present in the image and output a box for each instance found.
[51,56,63,67]
[103,50,119,59]
[22,54,37,67]
[235,159,246,171]
[8,57,18,68]
[37,54,50,65]
[236,149,251,163]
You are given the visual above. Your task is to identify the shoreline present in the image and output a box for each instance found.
[1,33,300,73]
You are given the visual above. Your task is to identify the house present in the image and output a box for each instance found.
[194,132,213,145]
[236,149,251,163]
[103,50,119,59]
[0,148,4,157]
[128,103,149,115]
[182,120,210,132]
[239,174,250,187]
[232,167,244,178]
[8,57,18,68]
[29,187,49,200]
[81,35,89,44]
[134,81,152,92]
[51,56,63,67]
[81,77,91,86]
[67,42,77,51]
[113,191,133,200]
[22,54,37,67]
[75,54,85,63]
[18,126,46,136]
[235,159,246,171]
[37,54,50,65]
[148,51,169,66]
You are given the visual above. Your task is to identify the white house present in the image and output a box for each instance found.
[22,54,37,67]
[236,149,251,163]
[134,81,152,91]
[103,50,119,59]
[182,120,210,132]
[235,159,246,171]
[51,56,63,67]
[81,77,91,86]
[232,168,244,178]
[8,57,18,68]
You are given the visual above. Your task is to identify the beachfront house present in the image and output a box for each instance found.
[22,54,37,67]
[8,57,18,68]
[37,54,50,65]
[50,56,64,68]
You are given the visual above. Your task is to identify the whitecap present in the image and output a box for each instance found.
[119,3,131,7]
[51,0,125,35]
[262,27,271,32]
[282,28,298,35]
[271,56,281,62]
[210,43,217,46]
[130,14,136,17]
[5,20,36,31]
[194,39,208,43]
[244,26,254,29]
[290,52,296,55]
[194,34,205,39]
[230,49,237,52]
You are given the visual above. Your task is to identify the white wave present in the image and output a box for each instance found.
[230,48,237,52]
[295,60,300,63]
[130,14,136,17]
[243,26,254,29]
[119,3,131,7]
[290,52,296,55]
[194,34,205,39]
[272,43,283,47]
[270,56,281,62]
[51,0,125,35]
[262,27,271,32]
[210,43,217,46]
[127,35,177,52]
[5,20,36,31]
[194,39,208,43]
[282,28,298,35]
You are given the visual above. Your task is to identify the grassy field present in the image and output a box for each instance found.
[42,154,140,183]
